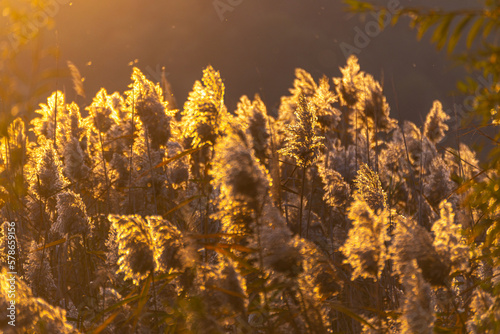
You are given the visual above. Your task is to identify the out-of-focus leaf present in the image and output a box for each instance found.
[328,301,376,329]
[30,238,66,252]
[447,15,473,54]
[431,14,454,49]
[140,144,206,178]
[206,284,247,299]
[204,243,255,253]
[467,17,484,48]
[417,15,439,40]
[92,311,120,334]
[164,195,203,217]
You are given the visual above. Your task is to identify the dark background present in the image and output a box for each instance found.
[44,0,473,124]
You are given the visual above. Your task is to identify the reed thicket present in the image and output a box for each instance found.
[0,57,497,333]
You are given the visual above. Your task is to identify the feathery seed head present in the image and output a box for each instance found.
[126,67,172,149]
[467,289,500,333]
[424,157,454,206]
[257,205,302,277]
[444,143,479,182]
[400,260,435,334]
[320,166,351,208]
[235,95,271,163]
[358,74,397,132]
[62,136,90,182]
[182,66,228,148]
[312,76,341,137]
[87,88,119,133]
[297,237,342,299]
[278,68,318,132]
[342,193,390,280]
[279,94,324,167]
[166,141,190,187]
[432,200,469,274]
[148,216,198,272]
[396,121,437,169]
[391,215,451,286]
[53,190,91,236]
[334,55,363,107]
[24,241,58,303]
[31,91,66,143]
[202,260,248,317]
[354,163,387,212]
[0,268,79,333]
[28,140,68,201]
[424,100,450,144]
[108,215,155,285]
[211,127,270,235]
[59,102,86,143]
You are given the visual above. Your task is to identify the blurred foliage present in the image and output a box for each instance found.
[343,0,499,122]
[346,0,500,329]
[0,0,67,137]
